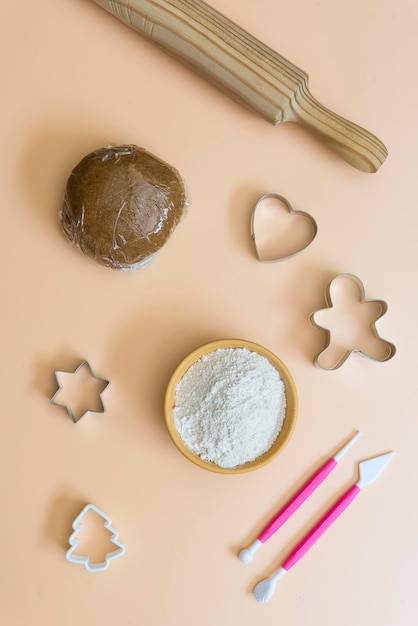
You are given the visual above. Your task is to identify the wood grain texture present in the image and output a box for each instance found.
[92,0,387,172]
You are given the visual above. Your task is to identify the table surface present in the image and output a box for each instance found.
[1,1,417,624]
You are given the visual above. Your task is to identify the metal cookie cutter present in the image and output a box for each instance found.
[66,504,126,572]
[50,360,110,422]
[251,194,318,262]
[310,273,396,370]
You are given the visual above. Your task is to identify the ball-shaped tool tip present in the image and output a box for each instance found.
[239,549,254,564]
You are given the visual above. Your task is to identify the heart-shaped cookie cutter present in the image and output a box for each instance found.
[251,194,318,262]
[310,273,396,370]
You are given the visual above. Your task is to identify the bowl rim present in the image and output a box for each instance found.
[164,338,298,474]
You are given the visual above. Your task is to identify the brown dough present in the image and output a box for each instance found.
[60,144,188,270]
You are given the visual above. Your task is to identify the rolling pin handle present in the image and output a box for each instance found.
[288,83,388,173]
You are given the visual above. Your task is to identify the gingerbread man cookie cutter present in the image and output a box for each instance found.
[310,273,396,370]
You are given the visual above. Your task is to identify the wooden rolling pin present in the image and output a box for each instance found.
[91,0,387,172]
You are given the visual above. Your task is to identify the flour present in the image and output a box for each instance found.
[173,348,286,468]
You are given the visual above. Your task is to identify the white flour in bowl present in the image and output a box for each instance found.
[173,348,286,468]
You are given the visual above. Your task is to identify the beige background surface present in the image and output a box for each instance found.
[1,0,417,624]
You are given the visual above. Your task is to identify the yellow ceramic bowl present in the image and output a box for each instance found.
[164,339,298,474]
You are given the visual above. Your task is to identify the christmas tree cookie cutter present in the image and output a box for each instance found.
[310,273,396,370]
[66,504,126,571]
[50,360,110,423]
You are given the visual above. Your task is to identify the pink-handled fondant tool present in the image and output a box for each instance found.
[253,451,395,603]
[239,431,361,564]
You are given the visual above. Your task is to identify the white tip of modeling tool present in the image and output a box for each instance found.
[239,539,262,563]
[333,430,362,462]
[253,567,287,603]
[357,451,395,488]
[238,549,253,564]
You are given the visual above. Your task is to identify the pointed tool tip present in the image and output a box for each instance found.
[352,430,362,442]
[333,430,362,461]
[376,450,396,463]
[358,451,395,487]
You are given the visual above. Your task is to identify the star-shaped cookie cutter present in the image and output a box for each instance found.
[50,360,110,422]
[310,273,396,370]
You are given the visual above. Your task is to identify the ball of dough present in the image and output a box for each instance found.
[60,144,189,270]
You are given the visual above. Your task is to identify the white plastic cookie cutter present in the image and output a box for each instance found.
[66,504,126,571]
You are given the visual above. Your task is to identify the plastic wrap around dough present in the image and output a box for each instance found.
[59,144,190,271]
